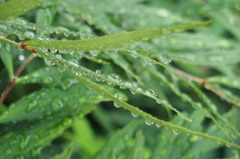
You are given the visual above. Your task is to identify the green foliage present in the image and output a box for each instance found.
[0,0,240,158]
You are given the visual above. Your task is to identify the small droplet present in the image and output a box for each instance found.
[113,102,120,108]
[107,73,121,84]
[50,49,58,54]
[131,112,138,118]
[156,99,162,104]
[145,119,153,126]
[158,55,172,64]
[62,117,73,126]
[18,55,25,61]
[95,70,101,74]
[155,124,161,128]
[24,31,35,38]
[44,58,55,66]
[114,93,122,100]
[145,89,156,98]
[172,129,179,135]
[89,50,100,57]
[51,100,64,111]
[124,82,132,88]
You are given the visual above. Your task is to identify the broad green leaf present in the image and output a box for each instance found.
[16,67,74,86]
[25,20,213,53]
[207,76,240,89]
[0,42,14,78]
[0,0,43,20]
[0,84,110,123]
[0,106,93,159]
[93,120,143,159]
[51,143,73,159]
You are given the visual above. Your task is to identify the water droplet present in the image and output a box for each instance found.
[145,89,156,98]
[89,50,100,57]
[107,73,121,84]
[158,55,172,64]
[124,82,132,88]
[44,58,55,66]
[131,112,138,118]
[95,70,101,74]
[156,99,162,104]
[52,100,64,111]
[155,124,161,128]
[114,93,122,100]
[18,55,25,61]
[113,102,120,108]
[50,49,58,54]
[172,129,179,135]
[145,119,153,126]
[75,72,82,76]
[24,31,35,38]
[62,117,73,126]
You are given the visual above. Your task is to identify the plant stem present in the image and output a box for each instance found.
[174,68,240,106]
[0,36,21,47]
[0,36,38,104]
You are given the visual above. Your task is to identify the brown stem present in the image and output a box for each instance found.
[0,54,36,104]
[174,68,240,107]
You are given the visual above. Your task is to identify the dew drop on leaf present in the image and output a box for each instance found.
[145,89,156,97]
[23,31,35,38]
[145,119,154,126]
[155,124,161,128]
[131,112,138,118]
[50,49,58,54]
[51,100,64,111]
[172,129,179,135]
[113,102,120,108]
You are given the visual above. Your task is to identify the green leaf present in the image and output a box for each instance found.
[0,106,93,159]
[0,84,109,123]
[93,120,143,159]
[0,42,14,78]
[25,20,213,53]
[51,143,73,159]
[0,0,43,20]
[16,67,74,86]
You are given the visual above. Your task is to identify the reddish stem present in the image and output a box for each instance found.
[0,54,36,104]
